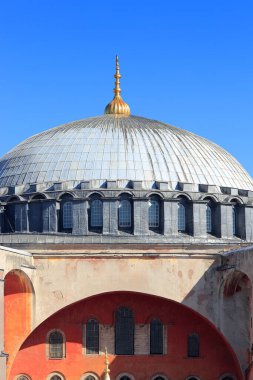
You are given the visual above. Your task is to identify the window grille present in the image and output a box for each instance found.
[86,319,99,354]
[149,199,159,228]
[91,199,103,227]
[178,202,186,231]
[206,204,212,233]
[232,206,237,236]
[187,333,199,357]
[62,201,73,229]
[115,307,134,355]
[119,200,132,228]
[150,319,163,354]
[49,331,64,358]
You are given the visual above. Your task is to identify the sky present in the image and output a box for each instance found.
[0,0,253,176]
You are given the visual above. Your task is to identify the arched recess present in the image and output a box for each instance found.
[4,269,34,378]
[220,270,252,371]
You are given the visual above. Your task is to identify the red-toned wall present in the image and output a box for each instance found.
[4,270,33,379]
[9,292,242,380]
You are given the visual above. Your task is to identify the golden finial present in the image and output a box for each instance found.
[104,55,131,116]
[103,347,111,380]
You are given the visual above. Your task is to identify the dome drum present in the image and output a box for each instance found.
[0,186,253,243]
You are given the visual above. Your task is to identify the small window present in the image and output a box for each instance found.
[150,319,163,354]
[17,376,30,380]
[62,201,73,229]
[153,377,166,380]
[186,378,199,380]
[120,377,132,380]
[119,199,132,228]
[86,319,99,354]
[115,307,134,355]
[232,206,237,236]
[187,333,200,357]
[49,330,64,359]
[90,199,103,228]
[50,376,62,380]
[149,199,160,228]
[206,204,212,233]
[220,377,234,380]
[85,376,96,380]
[178,202,186,232]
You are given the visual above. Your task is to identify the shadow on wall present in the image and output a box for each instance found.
[182,259,252,378]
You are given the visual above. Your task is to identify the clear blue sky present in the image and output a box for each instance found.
[1,0,253,176]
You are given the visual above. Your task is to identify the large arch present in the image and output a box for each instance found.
[9,291,243,380]
[219,270,252,373]
[4,269,34,379]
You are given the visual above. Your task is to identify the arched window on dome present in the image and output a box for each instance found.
[118,196,132,232]
[86,319,99,354]
[187,333,200,357]
[59,194,73,233]
[206,204,212,234]
[115,306,134,355]
[89,196,103,232]
[148,196,162,232]
[28,194,45,233]
[231,200,244,238]
[178,202,186,232]
[16,376,31,380]
[50,376,62,380]
[48,330,65,359]
[150,319,163,354]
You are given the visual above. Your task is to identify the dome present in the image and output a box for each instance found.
[0,114,252,191]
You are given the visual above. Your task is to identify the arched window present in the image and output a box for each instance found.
[120,377,132,380]
[86,319,99,354]
[206,204,212,233]
[186,378,199,380]
[178,202,186,232]
[17,376,30,380]
[50,376,62,380]
[149,199,160,228]
[221,377,234,380]
[115,306,134,355]
[153,377,166,380]
[187,333,200,357]
[232,206,237,236]
[62,201,73,229]
[48,330,64,358]
[150,319,163,354]
[85,376,96,380]
[119,199,132,228]
[90,199,103,228]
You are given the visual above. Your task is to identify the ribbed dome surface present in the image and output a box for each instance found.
[0,115,252,190]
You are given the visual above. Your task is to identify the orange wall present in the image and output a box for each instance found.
[4,270,33,379]
[10,292,243,380]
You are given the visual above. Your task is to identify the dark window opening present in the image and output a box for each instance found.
[187,333,200,357]
[115,307,134,355]
[86,319,99,354]
[150,319,163,354]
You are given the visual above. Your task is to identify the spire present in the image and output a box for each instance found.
[104,55,131,116]
[103,347,111,380]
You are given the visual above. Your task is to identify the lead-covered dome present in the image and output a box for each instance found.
[0,114,252,191]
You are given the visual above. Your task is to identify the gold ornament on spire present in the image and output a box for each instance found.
[103,347,111,380]
[104,55,131,116]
